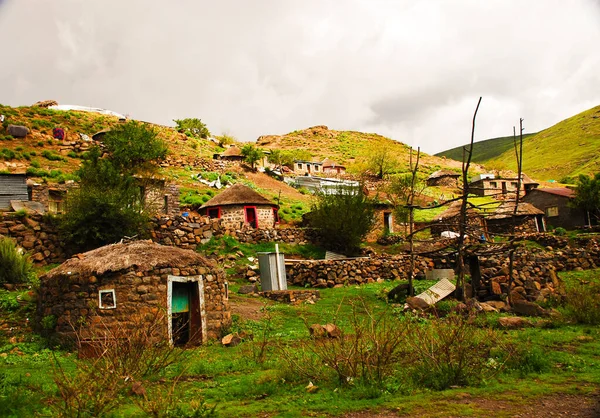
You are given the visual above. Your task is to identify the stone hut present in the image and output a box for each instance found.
[38,241,230,346]
[430,201,486,237]
[522,187,588,230]
[216,145,244,162]
[426,170,460,187]
[485,201,545,234]
[199,183,278,228]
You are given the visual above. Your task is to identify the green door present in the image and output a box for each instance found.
[172,282,190,313]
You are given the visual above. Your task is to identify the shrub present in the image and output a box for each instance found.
[563,281,600,324]
[554,227,567,236]
[0,238,34,285]
[41,150,66,162]
[305,186,375,256]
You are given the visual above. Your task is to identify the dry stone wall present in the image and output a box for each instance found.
[0,213,64,265]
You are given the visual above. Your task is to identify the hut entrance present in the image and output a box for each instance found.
[245,206,258,228]
[168,276,206,346]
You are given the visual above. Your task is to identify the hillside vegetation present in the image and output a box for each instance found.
[435,133,536,164]
[436,105,600,181]
[490,105,600,181]
[256,125,472,176]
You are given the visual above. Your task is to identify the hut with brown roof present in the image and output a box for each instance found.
[485,201,545,234]
[430,201,486,237]
[215,145,244,162]
[321,158,346,175]
[199,183,278,228]
[426,170,460,187]
[38,241,230,347]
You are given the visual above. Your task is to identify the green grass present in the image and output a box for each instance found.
[435,133,537,164]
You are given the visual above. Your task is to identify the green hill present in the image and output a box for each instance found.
[489,105,600,181]
[435,133,536,164]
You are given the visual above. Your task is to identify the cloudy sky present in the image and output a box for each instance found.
[1,0,599,154]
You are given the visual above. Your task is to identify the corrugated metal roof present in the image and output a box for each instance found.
[0,175,28,210]
[534,188,574,198]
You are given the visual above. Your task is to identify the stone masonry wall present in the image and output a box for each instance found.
[38,264,230,342]
[0,213,64,265]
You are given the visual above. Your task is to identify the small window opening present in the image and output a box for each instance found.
[224,282,229,300]
[208,207,221,219]
[99,289,116,309]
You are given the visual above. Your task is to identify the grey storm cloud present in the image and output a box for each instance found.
[1,0,600,154]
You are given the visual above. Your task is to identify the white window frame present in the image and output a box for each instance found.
[98,289,117,309]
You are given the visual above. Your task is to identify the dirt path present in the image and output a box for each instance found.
[229,294,266,321]
[344,392,600,418]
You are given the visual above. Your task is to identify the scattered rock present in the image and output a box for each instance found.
[238,284,257,295]
[309,324,327,338]
[324,323,342,338]
[130,381,146,396]
[7,124,29,138]
[221,333,242,347]
[498,316,530,328]
[406,296,429,310]
[511,300,546,317]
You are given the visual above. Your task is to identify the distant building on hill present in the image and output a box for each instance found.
[426,170,460,187]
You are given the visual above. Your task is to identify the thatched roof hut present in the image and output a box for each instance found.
[427,170,461,187]
[200,183,275,210]
[486,201,544,220]
[486,201,545,234]
[38,240,230,347]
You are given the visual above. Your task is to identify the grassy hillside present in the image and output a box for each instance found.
[256,125,473,177]
[489,105,600,181]
[435,133,536,164]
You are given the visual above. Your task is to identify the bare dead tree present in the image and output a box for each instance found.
[507,119,524,306]
[407,146,421,296]
[456,97,482,301]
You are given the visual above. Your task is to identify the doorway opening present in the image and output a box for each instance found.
[245,206,258,228]
[168,276,206,346]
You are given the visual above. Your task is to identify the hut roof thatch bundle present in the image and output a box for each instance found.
[200,183,276,209]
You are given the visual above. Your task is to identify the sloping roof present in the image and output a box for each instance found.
[200,183,276,209]
[221,146,242,157]
[43,240,215,279]
[533,187,574,198]
[521,173,539,185]
[487,201,544,220]
[428,169,460,179]
[322,158,345,168]
[433,201,480,221]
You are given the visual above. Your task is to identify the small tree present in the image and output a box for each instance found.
[173,118,210,139]
[218,133,236,147]
[241,144,264,170]
[573,173,600,226]
[306,186,375,255]
[60,123,167,253]
[369,147,397,179]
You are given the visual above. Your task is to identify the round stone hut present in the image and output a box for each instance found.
[199,183,279,228]
[38,240,230,346]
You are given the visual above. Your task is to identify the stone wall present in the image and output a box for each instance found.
[287,238,600,303]
[151,214,316,249]
[38,264,230,342]
[0,213,64,265]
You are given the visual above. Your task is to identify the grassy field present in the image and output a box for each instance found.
[435,133,536,165]
[2,266,600,417]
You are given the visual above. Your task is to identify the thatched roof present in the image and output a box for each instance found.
[433,201,481,221]
[428,169,460,179]
[43,240,215,279]
[487,201,543,220]
[200,183,276,209]
[221,146,242,157]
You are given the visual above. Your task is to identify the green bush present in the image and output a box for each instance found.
[41,150,66,162]
[554,227,567,236]
[563,281,600,324]
[0,238,34,285]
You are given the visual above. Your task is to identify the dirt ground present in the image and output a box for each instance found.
[229,293,266,321]
[343,392,600,418]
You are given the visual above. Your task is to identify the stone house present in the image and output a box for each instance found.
[469,173,537,198]
[522,187,588,230]
[199,183,278,228]
[485,201,545,234]
[321,158,346,175]
[38,241,230,347]
[430,201,487,238]
[294,160,323,175]
[426,170,460,187]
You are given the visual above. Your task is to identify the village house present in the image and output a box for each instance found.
[294,160,323,175]
[485,201,545,234]
[522,187,589,229]
[430,201,487,238]
[199,183,279,228]
[469,173,538,198]
[321,158,346,175]
[214,145,244,162]
[426,169,461,187]
[37,241,231,347]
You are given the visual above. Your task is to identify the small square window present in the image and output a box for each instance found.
[208,207,221,219]
[490,182,497,188]
[546,206,559,217]
[298,163,303,169]
[99,289,116,309]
